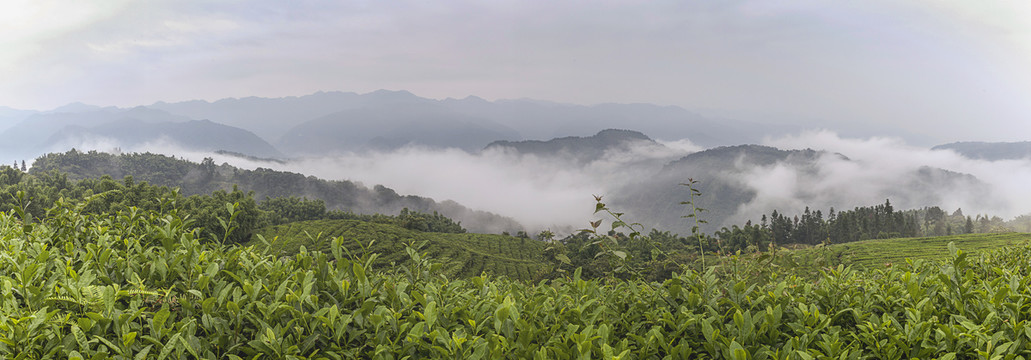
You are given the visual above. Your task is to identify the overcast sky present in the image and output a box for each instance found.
[2,0,1030,142]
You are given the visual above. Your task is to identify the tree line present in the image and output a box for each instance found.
[543,198,1014,282]
[712,200,1009,253]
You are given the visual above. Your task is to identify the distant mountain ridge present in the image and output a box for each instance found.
[147,90,792,151]
[485,129,660,163]
[279,102,520,154]
[6,89,794,160]
[148,90,427,143]
[46,119,283,159]
[933,141,1031,161]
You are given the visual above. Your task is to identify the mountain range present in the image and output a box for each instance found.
[6,90,1025,162]
[1,90,1024,236]
[1,90,798,161]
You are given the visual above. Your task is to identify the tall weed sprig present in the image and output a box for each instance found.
[586,195,639,277]
[587,195,681,309]
[680,178,709,269]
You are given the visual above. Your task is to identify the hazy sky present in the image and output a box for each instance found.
[2,0,1030,142]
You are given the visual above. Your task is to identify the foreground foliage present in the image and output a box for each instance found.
[2,203,1031,359]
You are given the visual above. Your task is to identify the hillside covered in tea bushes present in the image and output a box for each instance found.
[2,195,1031,358]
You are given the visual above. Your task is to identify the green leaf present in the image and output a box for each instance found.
[353,263,367,284]
[729,340,749,360]
[555,254,572,265]
[95,336,124,356]
[425,301,438,328]
[71,324,89,352]
[180,335,201,359]
[154,307,170,333]
[157,333,182,360]
[123,332,138,349]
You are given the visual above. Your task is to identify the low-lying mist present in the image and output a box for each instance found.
[52,130,1031,236]
[277,139,701,234]
[750,130,1031,220]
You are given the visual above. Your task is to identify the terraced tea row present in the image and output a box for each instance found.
[250,219,549,280]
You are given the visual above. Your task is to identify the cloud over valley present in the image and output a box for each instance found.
[53,129,1031,237]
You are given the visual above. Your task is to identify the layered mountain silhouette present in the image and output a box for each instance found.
[279,103,520,154]
[6,90,789,160]
[146,90,788,153]
[0,106,280,160]
[46,119,282,159]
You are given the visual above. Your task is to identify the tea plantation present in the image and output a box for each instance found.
[249,219,548,280]
[795,232,1030,269]
[3,202,1031,358]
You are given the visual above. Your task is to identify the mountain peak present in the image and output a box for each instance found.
[593,129,652,141]
[50,102,106,113]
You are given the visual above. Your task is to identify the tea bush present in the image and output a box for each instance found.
[2,200,1031,359]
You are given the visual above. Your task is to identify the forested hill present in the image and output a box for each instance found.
[30,150,523,233]
[484,129,661,164]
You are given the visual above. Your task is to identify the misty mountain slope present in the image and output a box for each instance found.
[933,141,1031,161]
[609,144,993,236]
[0,106,36,133]
[484,129,664,164]
[278,103,521,154]
[611,145,825,234]
[45,118,283,159]
[0,106,241,160]
[148,90,433,142]
[0,107,184,154]
[30,150,523,234]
